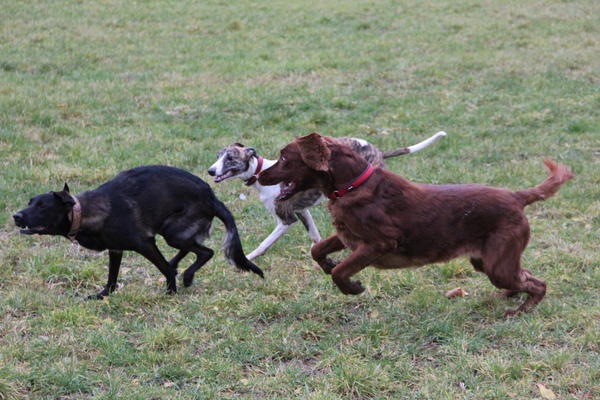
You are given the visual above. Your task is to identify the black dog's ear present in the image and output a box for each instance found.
[234,142,245,147]
[296,132,331,171]
[63,182,70,193]
[244,147,257,158]
[53,190,75,207]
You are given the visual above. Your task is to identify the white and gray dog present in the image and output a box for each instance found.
[208,131,446,260]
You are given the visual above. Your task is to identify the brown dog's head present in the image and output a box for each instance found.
[258,133,367,200]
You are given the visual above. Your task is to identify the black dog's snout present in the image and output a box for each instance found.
[13,212,23,225]
[207,168,216,176]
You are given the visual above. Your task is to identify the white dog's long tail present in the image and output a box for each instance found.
[383,131,447,159]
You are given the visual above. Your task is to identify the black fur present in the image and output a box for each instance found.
[13,165,263,298]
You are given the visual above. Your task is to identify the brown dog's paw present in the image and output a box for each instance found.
[320,257,338,274]
[503,308,521,317]
[340,280,365,295]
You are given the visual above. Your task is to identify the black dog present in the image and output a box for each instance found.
[13,165,263,298]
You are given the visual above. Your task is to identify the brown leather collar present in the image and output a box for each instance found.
[244,156,264,186]
[67,195,81,242]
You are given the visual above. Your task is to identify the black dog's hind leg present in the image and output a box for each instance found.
[138,239,178,294]
[182,244,214,287]
[88,250,123,299]
[169,250,189,269]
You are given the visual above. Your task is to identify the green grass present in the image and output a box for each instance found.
[1,0,599,398]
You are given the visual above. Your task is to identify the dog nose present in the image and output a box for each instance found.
[207,168,216,176]
[13,212,23,224]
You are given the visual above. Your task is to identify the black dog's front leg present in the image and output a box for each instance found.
[88,250,123,299]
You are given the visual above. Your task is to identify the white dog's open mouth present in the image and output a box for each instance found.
[277,181,296,200]
[214,170,236,183]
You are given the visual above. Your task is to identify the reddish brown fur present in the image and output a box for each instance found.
[258,133,574,316]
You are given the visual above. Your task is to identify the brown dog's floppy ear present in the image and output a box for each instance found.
[296,132,331,171]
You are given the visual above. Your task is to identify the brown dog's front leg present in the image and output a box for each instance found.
[330,246,376,295]
[311,235,345,274]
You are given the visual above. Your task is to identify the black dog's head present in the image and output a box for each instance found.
[13,183,74,236]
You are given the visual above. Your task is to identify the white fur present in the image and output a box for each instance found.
[246,221,291,260]
[215,156,322,260]
[407,131,447,153]
[351,138,368,146]
[209,154,226,176]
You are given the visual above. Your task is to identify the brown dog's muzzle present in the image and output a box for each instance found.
[257,164,282,186]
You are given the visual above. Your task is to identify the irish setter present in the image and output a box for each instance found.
[258,133,574,315]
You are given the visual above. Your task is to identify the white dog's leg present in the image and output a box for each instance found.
[247,221,291,260]
[298,209,322,243]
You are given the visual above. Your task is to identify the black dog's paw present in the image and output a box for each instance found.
[182,271,194,287]
[166,285,177,295]
[87,289,109,300]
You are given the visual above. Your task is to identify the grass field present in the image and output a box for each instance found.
[1,0,599,398]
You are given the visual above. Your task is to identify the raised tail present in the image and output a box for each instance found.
[516,159,574,206]
[214,200,264,278]
[382,131,447,159]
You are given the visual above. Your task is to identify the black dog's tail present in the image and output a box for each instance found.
[214,200,264,278]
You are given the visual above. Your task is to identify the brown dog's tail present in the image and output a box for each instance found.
[383,131,447,159]
[517,159,574,206]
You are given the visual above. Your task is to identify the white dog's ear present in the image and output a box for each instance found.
[296,132,331,171]
[244,147,257,158]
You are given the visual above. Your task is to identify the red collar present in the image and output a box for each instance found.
[328,164,375,200]
[244,156,264,186]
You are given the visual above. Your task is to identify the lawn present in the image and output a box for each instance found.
[1,0,599,398]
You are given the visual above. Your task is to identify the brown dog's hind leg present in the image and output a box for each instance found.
[482,236,546,316]
[470,257,484,272]
[471,257,519,298]
[311,235,345,274]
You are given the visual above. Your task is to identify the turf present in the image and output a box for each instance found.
[1,0,599,398]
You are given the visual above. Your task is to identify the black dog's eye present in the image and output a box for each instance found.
[280,156,287,162]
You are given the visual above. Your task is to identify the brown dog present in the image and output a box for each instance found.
[258,133,574,315]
